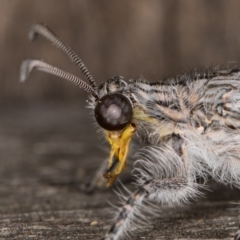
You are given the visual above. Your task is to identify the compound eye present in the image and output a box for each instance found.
[94,92,133,131]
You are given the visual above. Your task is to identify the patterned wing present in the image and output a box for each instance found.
[203,69,240,129]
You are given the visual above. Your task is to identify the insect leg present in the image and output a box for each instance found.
[84,156,118,193]
[102,177,200,240]
[102,144,202,239]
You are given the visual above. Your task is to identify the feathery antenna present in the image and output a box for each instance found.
[20,59,99,100]
[29,23,98,90]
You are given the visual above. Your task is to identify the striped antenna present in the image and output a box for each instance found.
[29,23,98,90]
[20,59,99,100]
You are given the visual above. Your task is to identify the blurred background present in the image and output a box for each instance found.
[1,0,240,104]
[0,1,240,239]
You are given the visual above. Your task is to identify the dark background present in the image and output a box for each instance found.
[1,0,240,104]
[0,1,240,239]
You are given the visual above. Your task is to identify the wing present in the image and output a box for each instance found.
[203,69,240,129]
[130,66,240,134]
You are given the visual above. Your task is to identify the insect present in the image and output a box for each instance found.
[20,24,240,239]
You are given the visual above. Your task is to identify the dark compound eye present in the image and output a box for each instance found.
[94,92,133,131]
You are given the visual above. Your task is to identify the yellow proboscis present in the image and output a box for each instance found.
[104,123,136,187]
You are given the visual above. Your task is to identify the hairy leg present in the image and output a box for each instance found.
[102,145,203,240]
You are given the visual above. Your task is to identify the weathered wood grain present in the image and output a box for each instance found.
[0,104,239,240]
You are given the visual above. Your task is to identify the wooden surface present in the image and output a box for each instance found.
[0,104,239,240]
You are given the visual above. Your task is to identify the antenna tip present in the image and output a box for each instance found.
[28,23,44,41]
[19,59,32,83]
[28,25,38,41]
